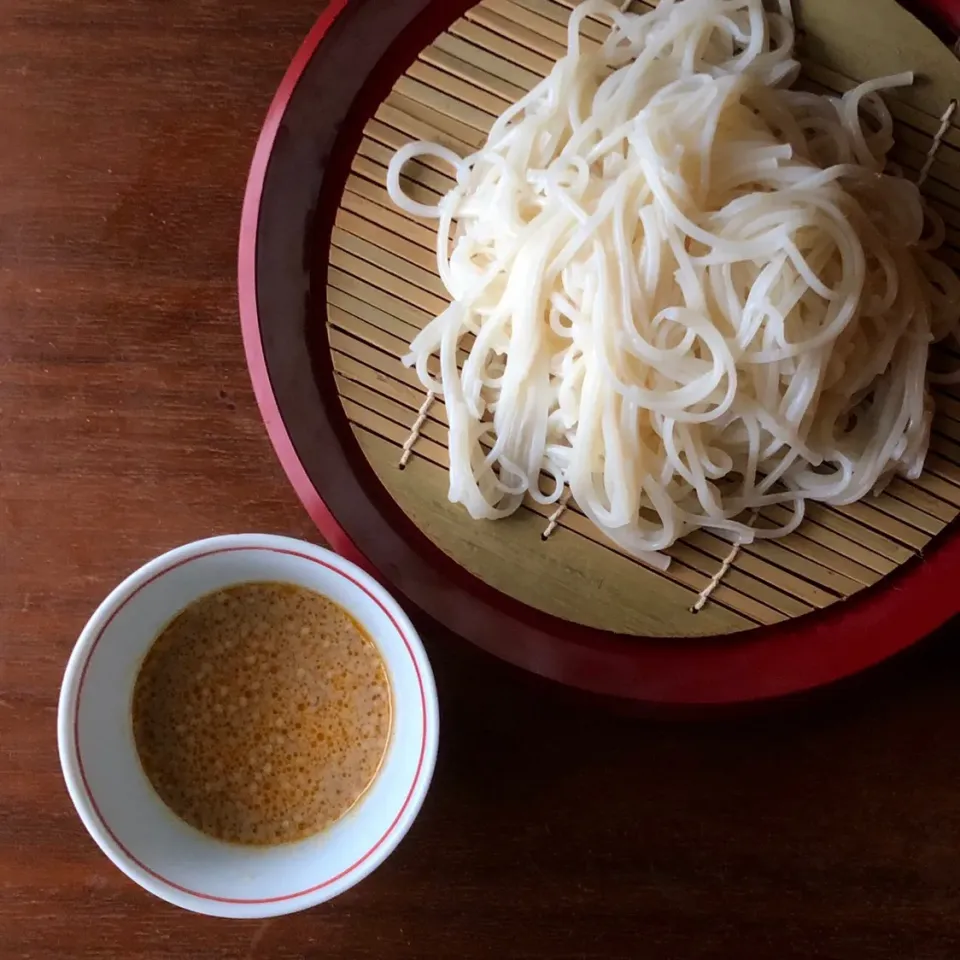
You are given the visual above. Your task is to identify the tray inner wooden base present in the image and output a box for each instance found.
[326,0,960,638]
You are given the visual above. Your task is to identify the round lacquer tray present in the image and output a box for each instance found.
[240,0,960,706]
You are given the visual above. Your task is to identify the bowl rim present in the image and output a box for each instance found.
[237,0,960,707]
[57,533,439,918]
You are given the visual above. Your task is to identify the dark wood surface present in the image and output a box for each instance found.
[4,2,960,958]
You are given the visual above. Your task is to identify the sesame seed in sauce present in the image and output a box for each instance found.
[132,582,392,846]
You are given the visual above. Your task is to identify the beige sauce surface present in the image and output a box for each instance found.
[132,582,391,845]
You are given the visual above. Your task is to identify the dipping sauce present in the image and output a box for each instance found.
[132,582,391,846]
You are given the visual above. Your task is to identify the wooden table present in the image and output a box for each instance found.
[4,2,960,957]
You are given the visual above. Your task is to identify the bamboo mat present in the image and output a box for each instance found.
[326,0,960,638]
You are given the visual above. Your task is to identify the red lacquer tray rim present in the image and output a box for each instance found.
[238,0,960,706]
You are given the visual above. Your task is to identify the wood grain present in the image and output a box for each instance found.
[3,1,960,958]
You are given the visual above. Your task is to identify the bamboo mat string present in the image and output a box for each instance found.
[541,489,571,541]
[691,541,742,613]
[398,390,436,469]
[692,514,757,613]
[918,99,957,187]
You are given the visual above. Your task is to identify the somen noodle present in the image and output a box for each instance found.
[386,0,960,571]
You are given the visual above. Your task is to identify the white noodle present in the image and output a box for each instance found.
[386,0,960,570]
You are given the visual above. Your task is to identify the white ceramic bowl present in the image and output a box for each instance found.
[57,534,439,918]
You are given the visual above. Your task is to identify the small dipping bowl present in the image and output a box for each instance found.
[57,534,439,918]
